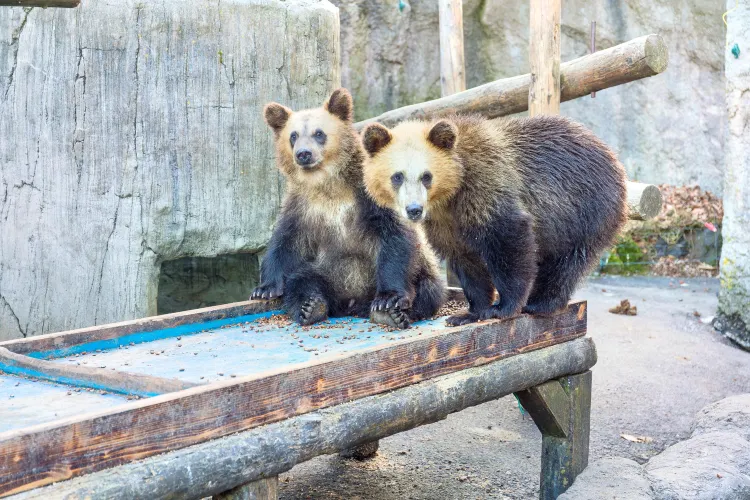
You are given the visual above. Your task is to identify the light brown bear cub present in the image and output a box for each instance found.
[362,114,627,326]
[251,89,444,328]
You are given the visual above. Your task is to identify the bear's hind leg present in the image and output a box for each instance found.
[523,246,591,315]
[284,266,334,326]
[446,255,495,326]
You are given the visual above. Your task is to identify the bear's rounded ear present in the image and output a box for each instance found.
[428,120,457,150]
[264,102,292,134]
[362,123,392,156]
[325,88,353,123]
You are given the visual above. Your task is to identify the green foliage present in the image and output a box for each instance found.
[599,237,649,275]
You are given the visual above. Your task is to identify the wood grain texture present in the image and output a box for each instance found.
[0,299,281,356]
[0,301,587,496]
[354,34,668,130]
[438,0,466,96]
[0,0,79,6]
[627,181,663,220]
[0,347,197,396]
[12,337,597,500]
[528,0,561,116]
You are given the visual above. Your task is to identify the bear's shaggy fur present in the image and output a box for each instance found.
[251,89,444,328]
[362,114,627,325]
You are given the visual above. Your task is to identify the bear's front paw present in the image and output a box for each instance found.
[370,308,411,330]
[250,282,283,300]
[479,303,519,321]
[295,295,328,326]
[370,291,412,313]
[445,311,479,326]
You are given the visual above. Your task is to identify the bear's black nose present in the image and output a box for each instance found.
[406,204,423,221]
[296,149,313,166]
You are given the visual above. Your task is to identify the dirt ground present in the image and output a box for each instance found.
[278,276,750,499]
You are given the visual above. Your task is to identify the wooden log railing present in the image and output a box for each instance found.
[354,34,666,220]
[354,34,667,130]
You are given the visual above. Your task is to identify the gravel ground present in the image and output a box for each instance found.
[278,276,750,499]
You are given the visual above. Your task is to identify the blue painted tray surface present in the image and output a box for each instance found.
[0,374,129,433]
[47,311,454,385]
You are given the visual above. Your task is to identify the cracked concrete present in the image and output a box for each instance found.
[0,0,340,340]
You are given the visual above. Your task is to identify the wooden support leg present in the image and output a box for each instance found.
[339,439,380,460]
[515,371,592,500]
[213,476,278,500]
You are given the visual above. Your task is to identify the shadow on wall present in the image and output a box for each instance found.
[157,253,260,315]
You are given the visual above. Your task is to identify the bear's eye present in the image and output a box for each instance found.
[391,172,404,187]
[313,129,327,144]
[290,132,298,147]
[422,172,433,188]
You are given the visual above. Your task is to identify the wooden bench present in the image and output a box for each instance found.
[0,289,595,500]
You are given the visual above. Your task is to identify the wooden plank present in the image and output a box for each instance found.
[354,34,668,130]
[0,301,587,496]
[627,181,663,220]
[438,0,466,96]
[214,477,278,500]
[13,337,597,500]
[0,0,79,6]
[0,299,281,357]
[0,347,197,397]
[529,0,561,115]
[515,379,571,439]
[538,371,592,500]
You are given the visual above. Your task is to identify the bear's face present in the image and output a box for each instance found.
[264,89,354,185]
[362,120,462,222]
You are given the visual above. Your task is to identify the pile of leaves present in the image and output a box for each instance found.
[601,184,723,277]
[645,184,723,230]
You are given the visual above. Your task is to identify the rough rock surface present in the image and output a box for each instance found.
[557,457,654,499]
[561,394,750,500]
[716,0,750,351]
[0,0,339,340]
[332,0,726,194]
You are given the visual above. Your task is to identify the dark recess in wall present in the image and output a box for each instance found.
[157,253,260,315]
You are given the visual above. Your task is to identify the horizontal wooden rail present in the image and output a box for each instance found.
[355,34,667,130]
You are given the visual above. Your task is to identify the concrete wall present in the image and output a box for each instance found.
[716,0,750,350]
[0,0,340,340]
[333,0,726,195]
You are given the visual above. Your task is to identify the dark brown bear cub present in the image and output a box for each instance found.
[362,114,627,326]
[252,89,444,328]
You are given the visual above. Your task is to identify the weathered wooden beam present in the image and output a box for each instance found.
[0,301,587,496]
[627,181,663,220]
[0,347,197,397]
[0,0,79,6]
[529,0,561,115]
[214,477,278,500]
[354,34,668,130]
[12,337,597,500]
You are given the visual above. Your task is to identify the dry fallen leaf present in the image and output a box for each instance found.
[620,434,653,444]
[609,299,638,316]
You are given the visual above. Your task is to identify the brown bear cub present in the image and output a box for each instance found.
[251,89,444,328]
[362,114,627,326]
